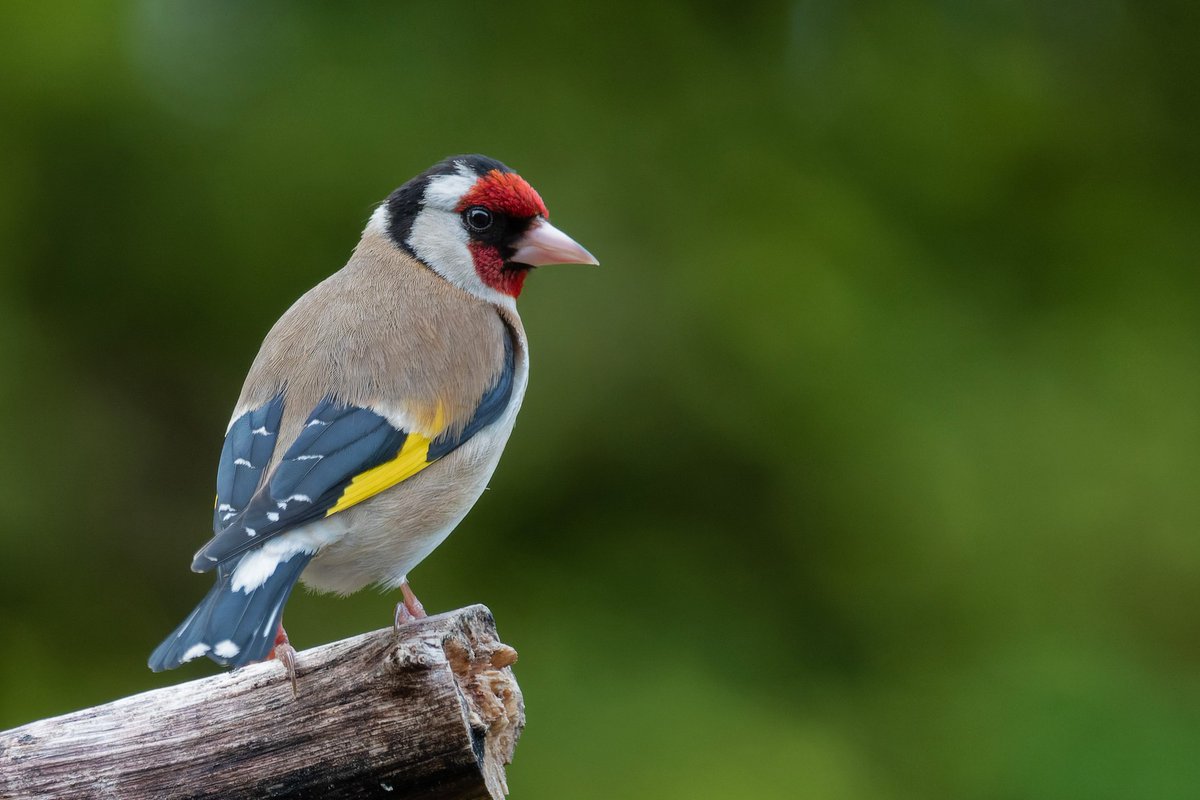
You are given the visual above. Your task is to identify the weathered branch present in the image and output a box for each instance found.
[0,605,524,799]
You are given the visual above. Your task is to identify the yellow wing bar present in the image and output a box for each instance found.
[324,431,435,517]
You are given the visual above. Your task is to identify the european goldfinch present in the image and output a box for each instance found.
[149,155,596,674]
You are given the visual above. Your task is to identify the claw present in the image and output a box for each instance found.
[276,641,299,698]
[394,600,417,636]
[266,621,299,698]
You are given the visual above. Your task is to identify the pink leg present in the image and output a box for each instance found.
[402,580,427,619]
[266,621,299,697]
[393,580,428,632]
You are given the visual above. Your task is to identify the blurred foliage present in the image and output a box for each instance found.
[1,1,1198,797]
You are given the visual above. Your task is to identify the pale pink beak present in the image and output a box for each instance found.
[510,218,599,267]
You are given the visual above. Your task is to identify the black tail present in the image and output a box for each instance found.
[148,552,312,671]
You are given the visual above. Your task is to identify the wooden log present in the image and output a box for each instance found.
[0,605,524,799]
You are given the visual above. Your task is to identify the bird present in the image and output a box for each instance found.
[148,154,596,678]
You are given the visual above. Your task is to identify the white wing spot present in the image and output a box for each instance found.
[218,503,235,512]
[181,643,210,663]
[245,528,256,537]
[251,426,272,436]
[213,640,240,658]
[233,458,254,468]
[266,512,280,522]
[286,494,312,504]
[222,512,236,521]
[306,419,328,428]
[294,454,323,461]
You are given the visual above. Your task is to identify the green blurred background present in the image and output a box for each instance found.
[2,2,1198,797]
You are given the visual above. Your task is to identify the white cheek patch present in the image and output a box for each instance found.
[407,208,474,284]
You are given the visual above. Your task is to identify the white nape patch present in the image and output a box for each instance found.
[245,528,256,537]
[233,458,254,468]
[422,167,476,210]
[181,643,210,663]
[266,512,280,522]
[251,426,272,436]
[213,640,240,659]
[231,518,346,593]
[294,454,323,461]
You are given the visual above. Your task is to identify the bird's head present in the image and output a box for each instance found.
[378,155,597,304]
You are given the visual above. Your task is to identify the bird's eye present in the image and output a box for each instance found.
[464,206,493,232]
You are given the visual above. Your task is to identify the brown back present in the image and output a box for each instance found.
[236,227,518,472]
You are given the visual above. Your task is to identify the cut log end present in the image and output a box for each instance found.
[440,610,525,798]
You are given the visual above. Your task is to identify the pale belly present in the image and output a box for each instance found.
[297,410,518,595]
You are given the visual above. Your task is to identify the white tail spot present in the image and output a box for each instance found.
[213,640,240,658]
[181,643,210,663]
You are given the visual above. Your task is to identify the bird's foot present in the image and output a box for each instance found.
[267,622,299,698]
[393,580,427,638]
